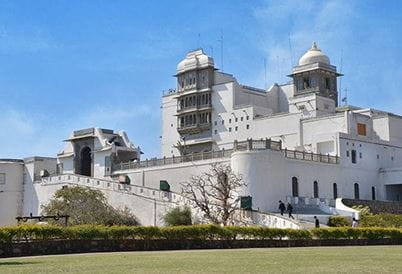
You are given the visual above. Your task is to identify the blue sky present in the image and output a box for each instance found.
[1,0,402,159]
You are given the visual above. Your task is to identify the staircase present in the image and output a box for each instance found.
[37,174,301,229]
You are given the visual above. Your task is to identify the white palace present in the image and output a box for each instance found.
[1,43,402,227]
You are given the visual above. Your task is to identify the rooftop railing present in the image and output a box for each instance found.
[113,138,339,172]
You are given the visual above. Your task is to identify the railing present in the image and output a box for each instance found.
[39,174,301,229]
[113,138,339,172]
[177,122,211,130]
[39,174,189,205]
[113,149,232,171]
[283,148,339,164]
[177,103,212,113]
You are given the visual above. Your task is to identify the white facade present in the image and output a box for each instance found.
[2,43,402,226]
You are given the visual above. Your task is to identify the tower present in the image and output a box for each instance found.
[289,42,342,106]
[174,49,215,154]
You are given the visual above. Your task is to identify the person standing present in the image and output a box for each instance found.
[314,216,320,228]
[287,203,294,219]
[278,200,286,216]
[352,217,359,228]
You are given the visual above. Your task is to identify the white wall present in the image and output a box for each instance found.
[0,161,24,226]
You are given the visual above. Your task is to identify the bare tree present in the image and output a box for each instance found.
[181,164,246,225]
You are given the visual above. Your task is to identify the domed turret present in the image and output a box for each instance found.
[298,42,330,66]
[176,49,214,75]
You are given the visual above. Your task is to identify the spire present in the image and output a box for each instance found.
[311,42,318,51]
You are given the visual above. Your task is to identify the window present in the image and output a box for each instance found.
[222,120,224,125]
[56,163,63,175]
[246,124,250,130]
[372,187,376,201]
[241,117,244,121]
[0,173,5,185]
[246,116,249,120]
[303,77,310,89]
[214,121,217,126]
[235,118,238,122]
[214,130,217,134]
[229,119,232,123]
[333,183,338,199]
[292,177,299,197]
[313,181,319,198]
[325,78,330,89]
[104,156,111,175]
[346,151,350,157]
[391,156,394,161]
[357,123,366,136]
[377,154,380,159]
[346,142,349,145]
[354,183,360,199]
[359,152,362,159]
[229,127,232,132]
[351,150,357,164]
[235,126,238,131]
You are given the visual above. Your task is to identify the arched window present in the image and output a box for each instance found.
[313,181,319,198]
[80,146,92,177]
[292,177,299,197]
[354,183,360,199]
[333,183,338,199]
[372,186,376,201]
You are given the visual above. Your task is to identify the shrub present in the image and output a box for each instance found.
[0,225,401,242]
[327,216,351,227]
[163,206,192,226]
[41,186,139,226]
[360,213,402,228]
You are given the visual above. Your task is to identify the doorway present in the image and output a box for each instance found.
[80,147,92,176]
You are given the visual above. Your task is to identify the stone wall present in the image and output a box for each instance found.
[342,199,402,214]
[1,238,401,258]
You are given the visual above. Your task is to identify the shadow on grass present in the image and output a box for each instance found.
[0,261,41,266]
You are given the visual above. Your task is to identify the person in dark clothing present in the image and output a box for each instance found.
[287,203,294,219]
[278,200,286,216]
[314,216,320,228]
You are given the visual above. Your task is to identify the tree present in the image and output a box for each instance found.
[41,186,139,226]
[164,206,192,226]
[181,164,246,226]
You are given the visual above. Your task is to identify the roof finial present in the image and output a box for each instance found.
[312,41,317,49]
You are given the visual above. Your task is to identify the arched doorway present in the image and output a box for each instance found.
[292,177,299,197]
[313,181,319,198]
[333,183,338,199]
[80,147,92,176]
[371,186,376,201]
[354,183,360,199]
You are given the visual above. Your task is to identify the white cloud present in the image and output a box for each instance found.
[252,0,356,86]
[0,102,159,159]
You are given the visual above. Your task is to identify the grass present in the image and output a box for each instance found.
[0,246,402,273]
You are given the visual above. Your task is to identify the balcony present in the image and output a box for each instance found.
[176,103,212,114]
[177,122,211,134]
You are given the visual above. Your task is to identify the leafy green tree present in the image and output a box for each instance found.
[164,206,192,226]
[41,186,139,226]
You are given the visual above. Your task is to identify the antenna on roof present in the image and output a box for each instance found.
[288,33,294,67]
[341,88,348,106]
[217,31,224,71]
[197,33,201,48]
[264,58,267,89]
[338,49,343,106]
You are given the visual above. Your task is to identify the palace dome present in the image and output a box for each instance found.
[298,42,330,66]
[177,49,214,75]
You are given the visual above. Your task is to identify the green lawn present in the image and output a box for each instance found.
[0,246,401,273]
